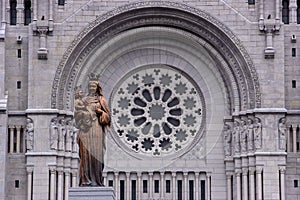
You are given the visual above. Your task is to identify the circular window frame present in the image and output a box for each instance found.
[110,64,206,159]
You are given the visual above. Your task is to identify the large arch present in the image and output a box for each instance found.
[51,1,261,113]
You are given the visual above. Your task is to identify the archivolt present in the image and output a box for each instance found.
[51,1,261,112]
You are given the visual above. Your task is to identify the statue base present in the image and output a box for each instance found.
[69,187,115,200]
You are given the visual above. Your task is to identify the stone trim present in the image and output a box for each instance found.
[51,1,261,110]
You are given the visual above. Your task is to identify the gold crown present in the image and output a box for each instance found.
[88,73,100,81]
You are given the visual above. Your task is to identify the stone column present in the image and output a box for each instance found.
[57,169,63,200]
[16,126,21,153]
[172,172,176,200]
[103,172,107,187]
[1,0,5,23]
[49,166,56,200]
[26,166,33,200]
[22,125,26,153]
[289,0,297,23]
[293,125,297,152]
[137,172,141,200]
[280,167,286,200]
[48,0,53,21]
[226,173,232,200]
[33,0,37,21]
[195,172,199,200]
[249,169,255,200]
[64,170,70,200]
[114,172,119,200]
[256,167,263,200]
[160,172,164,199]
[149,172,153,199]
[275,0,280,20]
[184,172,188,200]
[287,126,291,152]
[9,125,14,153]
[207,173,211,200]
[71,170,77,187]
[236,170,241,200]
[126,172,130,200]
[242,169,248,200]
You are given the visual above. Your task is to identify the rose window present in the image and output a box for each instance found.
[111,66,204,157]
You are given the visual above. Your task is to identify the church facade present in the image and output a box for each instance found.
[0,0,299,199]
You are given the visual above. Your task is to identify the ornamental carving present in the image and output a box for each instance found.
[111,65,205,157]
[51,1,261,112]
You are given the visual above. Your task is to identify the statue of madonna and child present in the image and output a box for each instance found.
[74,73,111,186]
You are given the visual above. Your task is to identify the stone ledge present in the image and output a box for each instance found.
[69,187,115,200]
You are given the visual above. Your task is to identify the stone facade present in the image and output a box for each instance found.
[0,0,299,200]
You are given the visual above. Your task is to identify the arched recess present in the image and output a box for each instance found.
[51,1,261,114]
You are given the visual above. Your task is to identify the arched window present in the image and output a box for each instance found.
[282,0,289,24]
[10,0,17,25]
[297,0,300,23]
[24,0,31,25]
[58,0,65,6]
[248,0,255,5]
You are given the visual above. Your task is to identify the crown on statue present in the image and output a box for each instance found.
[88,73,100,81]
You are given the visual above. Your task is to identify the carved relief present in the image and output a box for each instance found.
[278,118,287,150]
[254,117,262,149]
[58,119,66,151]
[50,118,58,150]
[51,1,261,111]
[247,118,254,151]
[233,120,240,154]
[26,118,34,151]
[223,123,232,156]
[240,120,248,153]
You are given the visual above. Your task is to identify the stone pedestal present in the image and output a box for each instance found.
[69,187,115,200]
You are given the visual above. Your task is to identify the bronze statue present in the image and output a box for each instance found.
[74,75,110,186]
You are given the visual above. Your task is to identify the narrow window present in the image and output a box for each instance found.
[282,0,290,24]
[154,180,159,193]
[24,0,31,25]
[15,180,20,188]
[143,180,147,193]
[294,180,298,188]
[17,81,21,89]
[292,48,296,57]
[58,0,65,6]
[108,180,113,187]
[248,0,255,5]
[131,180,136,200]
[292,80,297,88]
[10,0,17,25]
[297,0,300,24]
[17,49,22,58]
[177,180,183,200]
[120,180,125,200]
[166,180,171,193]
[200,180,206,200]
[189,180,194,200]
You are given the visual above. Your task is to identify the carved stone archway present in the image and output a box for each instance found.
[51,1,261,113]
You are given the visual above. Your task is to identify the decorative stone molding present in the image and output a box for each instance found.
[32,21,53,60]
[51,1,261,111]
[224,116,262,158]
[259,19,281,59]
[110,65,205,158]
[25,118,34,151]
[278,117,287,150]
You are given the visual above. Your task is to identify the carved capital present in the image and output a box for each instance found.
[242,168,248,175]
[279,166,286,174]
[256,166,263,173]
[26,165,34,174]
[37,27,49,36]
[49,165,56,174]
